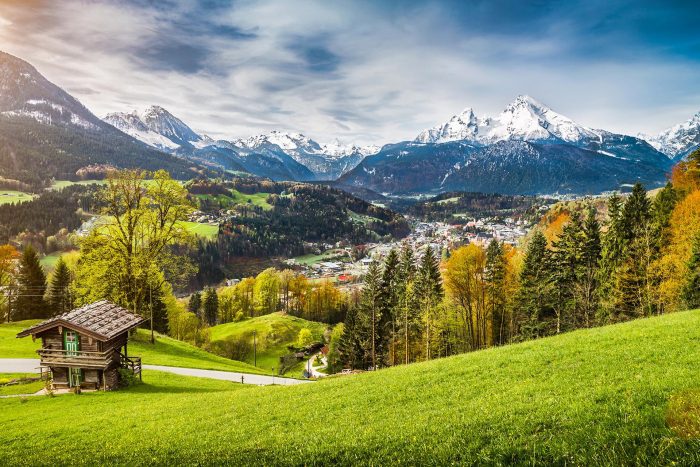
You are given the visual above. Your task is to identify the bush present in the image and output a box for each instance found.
[118,368,141,388]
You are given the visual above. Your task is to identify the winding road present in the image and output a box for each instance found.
[0,359,312,387]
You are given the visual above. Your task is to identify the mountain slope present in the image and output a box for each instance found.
[642,111,700,160]
[0,51,197,187]
[104,106,203,151]
[341,96,672,195]
[3,309,700,464]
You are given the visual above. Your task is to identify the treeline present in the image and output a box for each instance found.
[333,149,700,371]
[184,268,350,329]
[0,186,99,245]
[407,191,553,223]
[217,183,409,258]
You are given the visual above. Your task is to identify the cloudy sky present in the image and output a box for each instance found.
[0,0,698,144]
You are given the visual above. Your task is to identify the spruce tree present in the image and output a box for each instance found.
[550,211,585,332]
[358,260,383,370]
[188,291,202,317]
[414,246,443,359]
[580,206,601,326]
[15,246,47,320]
[485,240,507,344]
[47,257,72,316]
[683,235,700,309]
[203,287,219,326]
[396,243,417,364]
[515,231,551,339]
[379,249,400,365]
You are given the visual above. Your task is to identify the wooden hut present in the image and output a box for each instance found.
[16,300,144,390]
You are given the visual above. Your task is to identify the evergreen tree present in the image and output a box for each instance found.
[550,211,585,332]
[357,260,383,370]
[15,246,47,320]
[203,287,219,326]
[515,231,551,339]
[579,206,601,326]
[485,240,507,345]
[379,249,400,365]
[414,246,443,359]
[651,182,679,251]
[396,243,417,364]
[46,257,72,316]
[338,302,364,369]
[598,193,625,319]
[188,291,202,316]
[683,235,700,309]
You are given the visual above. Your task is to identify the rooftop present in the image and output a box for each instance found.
[16,300,144,341]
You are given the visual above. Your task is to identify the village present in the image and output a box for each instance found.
[280,216,530,287]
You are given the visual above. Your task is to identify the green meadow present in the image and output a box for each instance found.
[0,190,34,205]
[209,312,326,374]
[3,311,700,464]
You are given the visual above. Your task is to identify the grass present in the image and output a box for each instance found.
[0,374,44,396]
[0,321,265,375]
[0,190,34,205]
[229,189,273,210]
[209,312,326,374]
[4,311,700,464]
[292,249,348,266]
[50,179,107,190]
[181,221,218,239]
[39,251,71,271]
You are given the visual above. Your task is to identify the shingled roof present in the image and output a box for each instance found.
[16,300,145,340]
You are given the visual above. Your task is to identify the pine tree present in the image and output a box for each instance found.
[357,260,383,370]
[683,235,700,309]
[396,243,417,364]
[46,257,72,316]
[550,211,585,332]
[579,206,601,326]
[338,302,364,369]
[202,287,219,326]
[485,240,507,345]
[379,249,400,365]
[598,193,625,319]
[15,246,47,320]
[188,291,202,317]
[515,231,551,339]
[414,246,443,359]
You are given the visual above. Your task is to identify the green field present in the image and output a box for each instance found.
[292,249,348,266]
[181,221,218,239]
[195,190,273,211]
[3,310,700,464]
[50,179,107,190]
[0,374,44,396]
[39,251,72,272]
[1,321,265,375]
[0,190,34,205]
[209,312,327,374]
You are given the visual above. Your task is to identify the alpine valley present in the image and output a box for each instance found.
[1,51,698,196]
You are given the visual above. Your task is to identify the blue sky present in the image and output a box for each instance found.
[0,0,698,144]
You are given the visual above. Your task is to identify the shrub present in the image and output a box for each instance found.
[118,368,141,388]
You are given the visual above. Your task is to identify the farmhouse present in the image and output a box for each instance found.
[16,300,144,390]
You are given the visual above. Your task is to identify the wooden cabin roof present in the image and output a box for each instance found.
[16,300,144,341]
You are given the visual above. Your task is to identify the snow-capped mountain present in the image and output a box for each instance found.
[231,131,379,179]
[104,106,203,152]
[416,95,601,145]
[0,50,103,131]
[342,95,673,195]
[0,50,196,184]
[640,111,700,160]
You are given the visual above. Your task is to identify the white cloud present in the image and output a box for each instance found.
[0,0,698,145]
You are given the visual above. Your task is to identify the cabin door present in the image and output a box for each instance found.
[63,330,82,387]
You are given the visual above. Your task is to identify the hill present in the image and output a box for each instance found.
[3,310,700,464]
[209,312,327,375]
[0,51,198,188]
[0,320,265,375]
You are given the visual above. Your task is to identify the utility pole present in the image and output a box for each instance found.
[253,330,257,367]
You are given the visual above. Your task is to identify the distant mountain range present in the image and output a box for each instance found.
[0,51,697,195]
[340,96,683,195]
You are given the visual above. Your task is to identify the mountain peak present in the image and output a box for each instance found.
[416,95,600,145]
[642,110,700,159]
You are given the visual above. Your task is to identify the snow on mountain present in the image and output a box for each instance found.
[640,111,700,160]
[233,131,378,159]
[416,95,601,145]
[104,105,202,152]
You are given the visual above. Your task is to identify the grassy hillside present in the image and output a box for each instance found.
[0,190,34,205]
[3,311,700,464]
[209,312,326,374]
[0,321,264,375]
